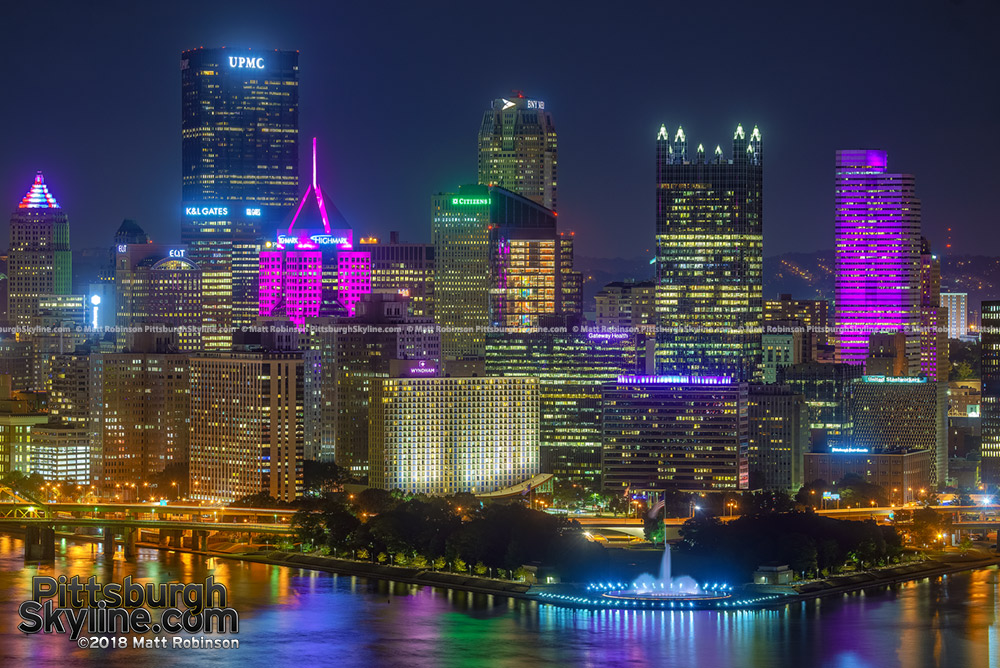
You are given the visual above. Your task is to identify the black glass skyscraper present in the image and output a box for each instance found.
[654,124,763,381]
[180,47,299,346]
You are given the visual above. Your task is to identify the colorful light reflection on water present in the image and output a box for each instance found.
[1,533,998,667]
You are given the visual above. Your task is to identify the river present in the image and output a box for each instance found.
[0,533,998,667]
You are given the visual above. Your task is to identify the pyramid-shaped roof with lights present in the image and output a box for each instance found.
[18,172,60,209]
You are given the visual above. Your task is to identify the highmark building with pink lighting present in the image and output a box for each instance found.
[834,149,922,367]
[258,139,371,327]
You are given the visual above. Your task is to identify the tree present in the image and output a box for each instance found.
[322,504,361,550]
[957,492,974,507]
[778,533,818,578]
[302,460,353,496]
[353,488,396,516]
[376,552,388,564]
[795,480,829,508]
[291,511,326,547]
[433,556,446,571]
[453,557,467,573]
[474,561,488,576]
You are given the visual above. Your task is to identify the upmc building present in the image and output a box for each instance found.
[180,47,300,223]
[180,47,300,345]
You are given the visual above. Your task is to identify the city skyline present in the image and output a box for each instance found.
[1,1,998,259]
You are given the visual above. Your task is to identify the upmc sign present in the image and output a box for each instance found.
[229,56,264,69]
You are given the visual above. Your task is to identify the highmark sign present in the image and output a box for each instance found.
[451,197,491,206]
[276,231,352,248]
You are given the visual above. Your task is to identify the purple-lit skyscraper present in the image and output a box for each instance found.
[834,150,921,367]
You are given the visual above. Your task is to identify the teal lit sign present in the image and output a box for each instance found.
[862,375,927,384]
[451,197,491,206]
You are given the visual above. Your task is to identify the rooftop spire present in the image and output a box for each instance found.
[657,124,668,141]
[734,124,745,140]
[18,171,60,209]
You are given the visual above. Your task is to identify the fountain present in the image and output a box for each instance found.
[599,545,731,603]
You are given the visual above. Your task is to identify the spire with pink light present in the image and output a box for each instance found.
[18,171,60,209]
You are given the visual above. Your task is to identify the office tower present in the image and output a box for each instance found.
[941,293,968,339]
[834,150,921,367]
[602,376,749,492]
[865,332,915,377]
[181,47,298,346]
[851,375,947,487]
[305,293,438,476]
[0,340,33,391]
[89,347,190,493]
[763,294,830,336]
[0,379,48,474]
[747,385,808,492]
[982,301,1000,486]
[478,91,557,210]
[189,350,304,503]
[654,124,763,381]
[433,184,560,357]
[762,331,804,383]
[803,449,931,500]
[7,172,71,328]
[115,244,203,351]
[370,374,540,495]
[558,233,583,320]
[49,347,92,427]
[181,47,299,219]
[485,329,643,486]
[13,422,90,484]
[362,232,435,318]
[596,280,656,330]
[919,239,948,381]
[778,361,863,450]
[260,138,369,326]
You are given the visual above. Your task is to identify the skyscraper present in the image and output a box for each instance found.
[654,124,763,381]
[919,238,948,381]
[477,92,557,210]
[602,375,749,492]
[7,172,71,328]
[981,301,1000,486]
[941,293,969,339]
[181,47,300,347]
[432,184,560,358]
[834,150,921,367]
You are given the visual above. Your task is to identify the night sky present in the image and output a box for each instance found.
[2,0,997,260]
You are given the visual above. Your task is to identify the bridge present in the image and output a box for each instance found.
[0,485,298,561]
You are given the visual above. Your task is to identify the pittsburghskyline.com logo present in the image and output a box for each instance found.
[17,576,240,650]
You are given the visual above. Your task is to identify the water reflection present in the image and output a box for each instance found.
[0,534,998,667]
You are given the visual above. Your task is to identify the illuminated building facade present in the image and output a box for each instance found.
[305,294,439,475]
[13,423,90,484]
[654,124,763,381]
[762,332,804,383]
[7,172,71,328]
[602,376,749,492]
[88,351,190,493]
[596,281,656,331]
[778,361,862,451]
[181,47,298,346]
[115,244,203,351]
[0,392,48,475]
[477,92,557,211]
[803,448,931,498]
[763,294,829,335]
[834,150,921,367]
[981,301,1000,486]
[559,233,583,319]
[363,232,435,318]
[920,239,948,381]
[433,183,563,357]
[259,139,370,325]
[485,329,643,485]
[370,375,540,495]
[189,351,304,503]
[181,47,299,218]
[851,375,947,486]
[49,347,93,427]
[941,293,968,340]
[747,384,808,492]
